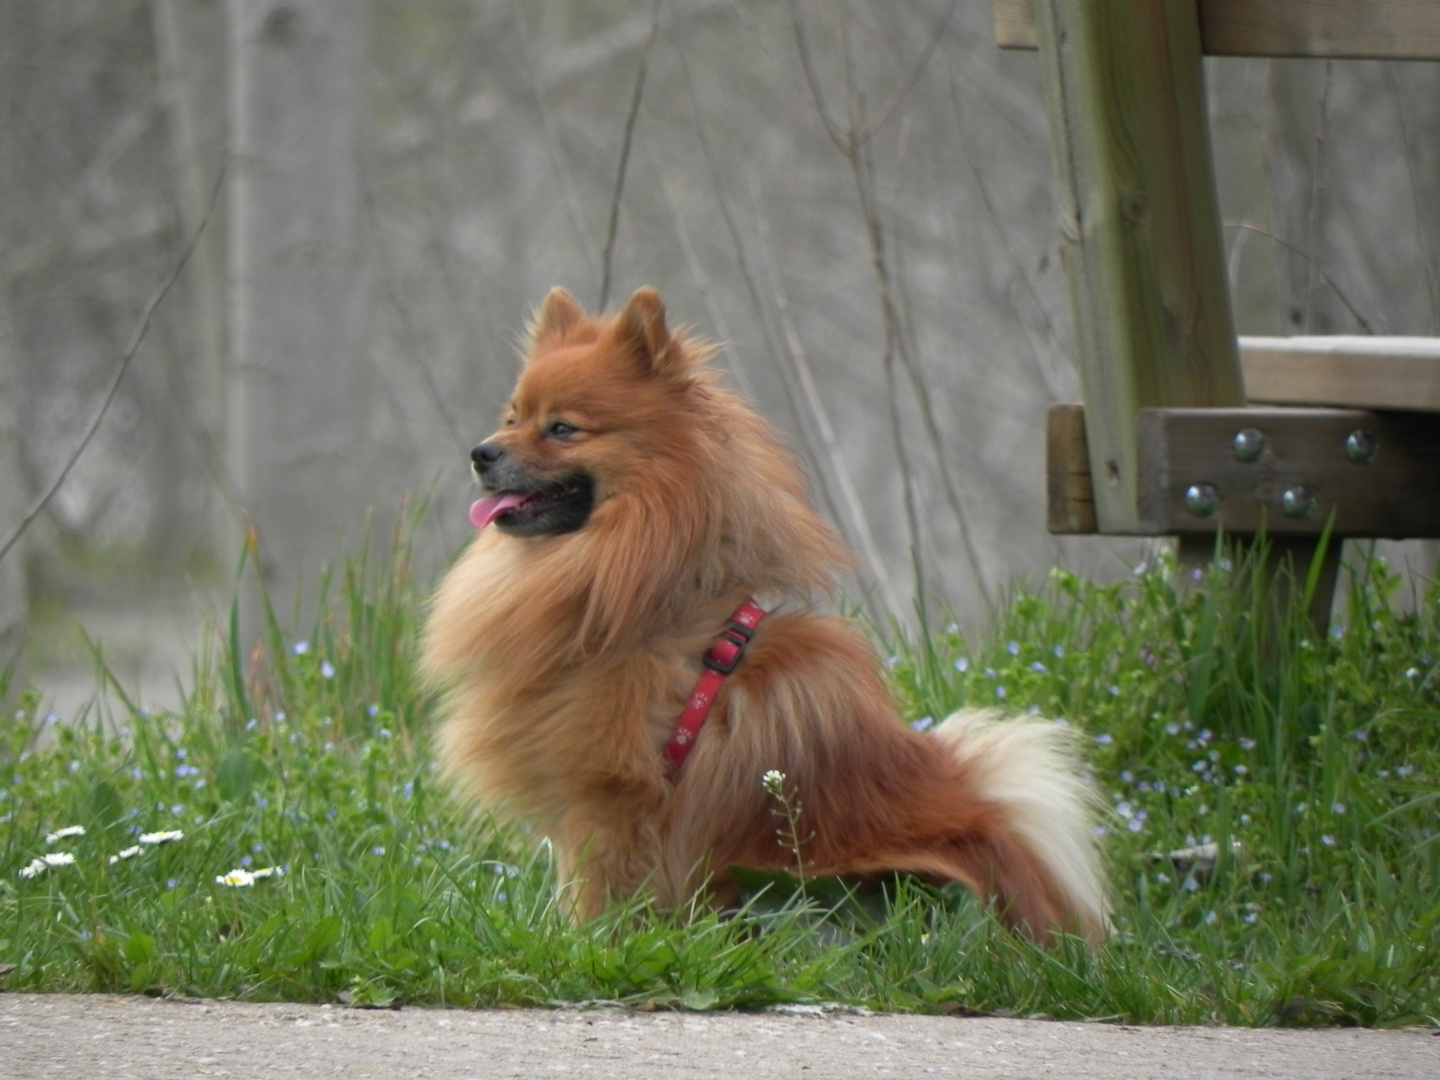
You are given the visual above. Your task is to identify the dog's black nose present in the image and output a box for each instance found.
[471,442,505,470]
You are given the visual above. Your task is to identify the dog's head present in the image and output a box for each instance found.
[469,286,706,538]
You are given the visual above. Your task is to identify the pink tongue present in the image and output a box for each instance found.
[469,492,530,530]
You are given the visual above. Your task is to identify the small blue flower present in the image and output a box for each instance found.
[321,661,336,680]
[1095,733,1113,745]
[293,641,310,656]
[994,686,1007,699]
[372,846,385,856]
[910,716,934,732]
[1030,661,1047,672]
[1007,641,1020,656]
[954,658,969,673]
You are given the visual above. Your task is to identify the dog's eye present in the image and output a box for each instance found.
[547,420,577,440]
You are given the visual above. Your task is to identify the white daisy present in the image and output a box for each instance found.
[248,866,284,880]
[216,868,255,887]
[18,851,76,878]
[138,830,184,846]
[108,846,144,864]
[45,825,86,844]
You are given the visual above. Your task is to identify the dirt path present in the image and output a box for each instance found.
[4,993,1437,1079]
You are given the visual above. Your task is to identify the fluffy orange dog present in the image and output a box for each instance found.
[422,286,1106,943]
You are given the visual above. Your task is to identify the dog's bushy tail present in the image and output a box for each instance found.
[932,709,1108,943]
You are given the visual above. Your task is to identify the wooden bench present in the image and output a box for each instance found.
[997,0,1440,626]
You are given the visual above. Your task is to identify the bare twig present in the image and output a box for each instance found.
[787,0,848,152]
[1386,62,1439,332]
[358,168,465,450]
[512,0,599,279]
[673,37,892,616]
[946,60,1067,402]
[794,5,994,611]
[0,168,223,566]
[1227,221,1374,334]
[646,141,757,402]
[597,0,661,311]
[1303,62,1332,332]
[855,0,959,145]
[749,178,896,615]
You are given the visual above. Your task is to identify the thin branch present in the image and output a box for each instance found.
[598,0,661,311]
[1227,221,1374,334]
[674,37,892,617]
[749,177,896,617]
[825,8,993,611]
[946,59,1067,402]
[512,0,599,280]
[1303,61,1332,332]
[646,140,757,402]
[0,168,223,567]
[855,0,959,145]
[358,167,465,450]
[1386,62,1439,333]
[787,0,850,153]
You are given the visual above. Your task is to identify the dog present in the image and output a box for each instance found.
[421,286,1107,943]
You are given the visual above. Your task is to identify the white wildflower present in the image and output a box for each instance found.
[45,825,86,844]
[216,868,255,887]
[138,830,184,846]
[18,851,76,877]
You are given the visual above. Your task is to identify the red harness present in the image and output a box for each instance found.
[662,600,766,775]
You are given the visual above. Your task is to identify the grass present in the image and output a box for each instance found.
[1,514,1437,1026]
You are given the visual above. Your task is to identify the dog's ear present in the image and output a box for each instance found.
[613,287,682,377]
[529,287,586,347]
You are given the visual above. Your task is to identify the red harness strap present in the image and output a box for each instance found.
[662,599,766,776]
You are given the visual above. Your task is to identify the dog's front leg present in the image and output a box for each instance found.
[551,800,665,921]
